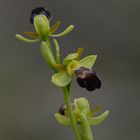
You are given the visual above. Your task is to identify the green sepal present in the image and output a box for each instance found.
[63,53,79,66]
[50,25,74,37]
[55,113,71,127]
[40,41,56,69]
[88,110,110,126]
[51,72,72,87]
[34,15,50,38]
[49,21,61,34]
[53,39,60,64]
[74,97,90,115]
[79,55,97,69]
[15,34,40,43]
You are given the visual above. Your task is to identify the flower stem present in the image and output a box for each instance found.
[63,85,82,140]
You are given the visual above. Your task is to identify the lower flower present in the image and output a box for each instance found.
[55,97,109,127]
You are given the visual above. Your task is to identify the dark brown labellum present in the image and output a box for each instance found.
[30,7,51,24]
[74,67,101,91]
[58,104,67,115]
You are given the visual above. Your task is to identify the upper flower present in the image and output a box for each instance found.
[16,7,74,43]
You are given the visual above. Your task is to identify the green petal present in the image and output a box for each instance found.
[50,25,74,37]
[49,21,61,34]
[88,110,110,126]
[51,72,72,87]
[79,55,97,69]
[15,34,40,43]
[55,113,71,127]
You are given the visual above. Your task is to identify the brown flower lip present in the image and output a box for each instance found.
[59,104,67,115]
[59,103,74,115]
[30,7,51,24]
[74,67,101,91]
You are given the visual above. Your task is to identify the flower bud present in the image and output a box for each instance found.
[34,15,50,38]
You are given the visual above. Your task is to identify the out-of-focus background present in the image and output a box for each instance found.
[0,0,140,140]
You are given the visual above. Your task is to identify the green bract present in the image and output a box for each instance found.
[40,41,56,70]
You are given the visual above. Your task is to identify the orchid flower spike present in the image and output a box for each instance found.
[16,7,74,43]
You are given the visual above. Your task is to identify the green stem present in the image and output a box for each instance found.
[80,113,94,140]
[63,85,82,140]
[43,38,84,140]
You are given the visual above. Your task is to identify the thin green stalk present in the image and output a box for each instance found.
[53,39,60,64]
[63,86,82,140]
[80,113,94,140]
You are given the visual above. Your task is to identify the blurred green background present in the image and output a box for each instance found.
[0,0,140,140]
